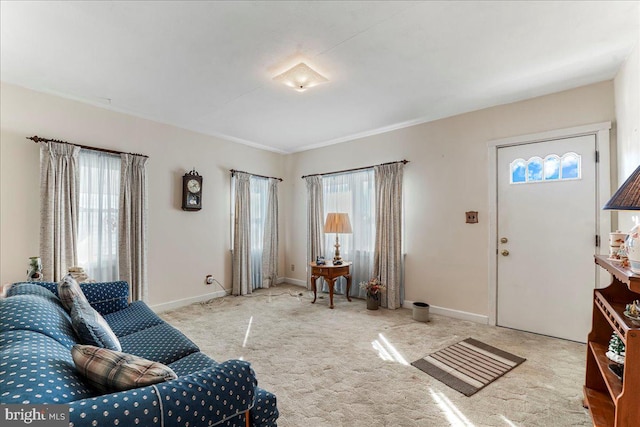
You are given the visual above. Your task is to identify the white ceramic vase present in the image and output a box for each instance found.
[626,224,640,274]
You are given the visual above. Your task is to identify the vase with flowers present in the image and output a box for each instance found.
[360,277,385,310]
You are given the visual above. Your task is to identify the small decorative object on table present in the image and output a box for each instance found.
[26,256,43,282]
[624,300,640,324]
[360,277,385,310]
[606,332,625,364]
[316,256,326,266]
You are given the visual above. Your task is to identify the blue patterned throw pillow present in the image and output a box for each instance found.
[72,344,178,392]
[70,297,122,351]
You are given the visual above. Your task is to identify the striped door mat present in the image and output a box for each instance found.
[411,338,526,396]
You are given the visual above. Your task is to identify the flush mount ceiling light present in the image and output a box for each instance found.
[273,62,328,92]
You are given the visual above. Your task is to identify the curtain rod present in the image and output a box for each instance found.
[26,135,149,159]
[301,159,409,179]
[229,169,283,182]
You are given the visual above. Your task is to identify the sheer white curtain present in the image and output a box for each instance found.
[77,150,120,282]
[250,176,269,289]
[323,170,375,297]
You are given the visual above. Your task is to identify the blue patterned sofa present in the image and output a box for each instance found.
[0,281,278,426]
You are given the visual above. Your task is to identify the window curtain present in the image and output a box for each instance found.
[249,176,269,289]
[78,150,120,282]
[323,170,375,297]
[118,153,148,302]
[261,178,279,288]
[232,172,252,295]
[39,141,80,281]
[305,176,324,290]
[374,163,404,309]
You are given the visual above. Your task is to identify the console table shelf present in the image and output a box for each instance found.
[584,255,640,427]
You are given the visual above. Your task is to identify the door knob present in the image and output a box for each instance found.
[501,250,510,256]
[500,237,508,243]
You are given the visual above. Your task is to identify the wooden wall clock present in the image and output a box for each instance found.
[182,169,202,211]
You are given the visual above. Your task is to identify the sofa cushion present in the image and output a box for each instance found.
[119,323,200,365]
[0,289,77,349]
[168,351,218,377]
[72,344,178,393]
[70,298,122,351]
[0,330,95,404]
[103,301,164,337]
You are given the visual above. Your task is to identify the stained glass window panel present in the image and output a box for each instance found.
[527,157,543,182]
[544,155,560,180]
[561,153,581,179]
[510,159,526,183]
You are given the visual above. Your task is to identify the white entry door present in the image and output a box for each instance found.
[497,135,597,342]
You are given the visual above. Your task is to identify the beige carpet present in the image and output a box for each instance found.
[160,284,591,427]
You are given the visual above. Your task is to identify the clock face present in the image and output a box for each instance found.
[187,179,201,193]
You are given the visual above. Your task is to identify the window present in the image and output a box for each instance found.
[510,152,582,184]
[323,170,375,296]
[77,150,120,281]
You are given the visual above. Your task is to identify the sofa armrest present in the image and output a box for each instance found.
[156,359,257,427]
[69,360,257,427]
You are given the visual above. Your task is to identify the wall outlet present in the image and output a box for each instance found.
[291,264,295,271]
[205,275,214,285]
[465,211,478,224]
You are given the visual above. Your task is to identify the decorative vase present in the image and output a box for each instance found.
[625,224,640,274]
[27,256,43,282]
[366,294,379,310]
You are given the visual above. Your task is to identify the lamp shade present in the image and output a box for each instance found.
[603,164,640,210]
[324,213,352,234]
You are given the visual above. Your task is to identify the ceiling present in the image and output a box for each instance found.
[1,1,638,154]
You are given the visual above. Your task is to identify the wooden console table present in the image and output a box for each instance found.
[310,261,352,309]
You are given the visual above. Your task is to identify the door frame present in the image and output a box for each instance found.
[487,122,612,326]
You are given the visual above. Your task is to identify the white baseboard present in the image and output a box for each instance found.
[151,289,230,313]
[403,299,488,324]
[279,277,307,287]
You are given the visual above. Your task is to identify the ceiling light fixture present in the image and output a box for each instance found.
[273,62,328,92]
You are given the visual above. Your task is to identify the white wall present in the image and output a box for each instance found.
[614,31,640,232]
[0,83,285,308]
[284,82,615,317]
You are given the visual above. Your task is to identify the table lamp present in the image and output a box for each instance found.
[324,213,352,264]
[603,164,640,273]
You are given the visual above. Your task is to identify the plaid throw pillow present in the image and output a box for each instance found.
[72,344,178,392]
[58,273,89,311]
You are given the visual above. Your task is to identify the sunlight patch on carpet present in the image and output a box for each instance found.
[412,338,525,396]
[429,388,475,426]
[372,333,409,365]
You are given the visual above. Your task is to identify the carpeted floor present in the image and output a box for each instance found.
[160,284,591,427]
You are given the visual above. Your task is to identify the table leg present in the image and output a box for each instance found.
[345,274,352,302]
[328,278,336,309]
[310,275,318,304]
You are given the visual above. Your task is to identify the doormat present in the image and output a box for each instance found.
[411,338,526,396]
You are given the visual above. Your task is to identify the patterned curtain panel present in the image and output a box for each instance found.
[305,176,324,290]
[261,178,279,288]
[232,172,252,295]
[39,141,80,281]
[118,154,148,302]
[374,163,404,309]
